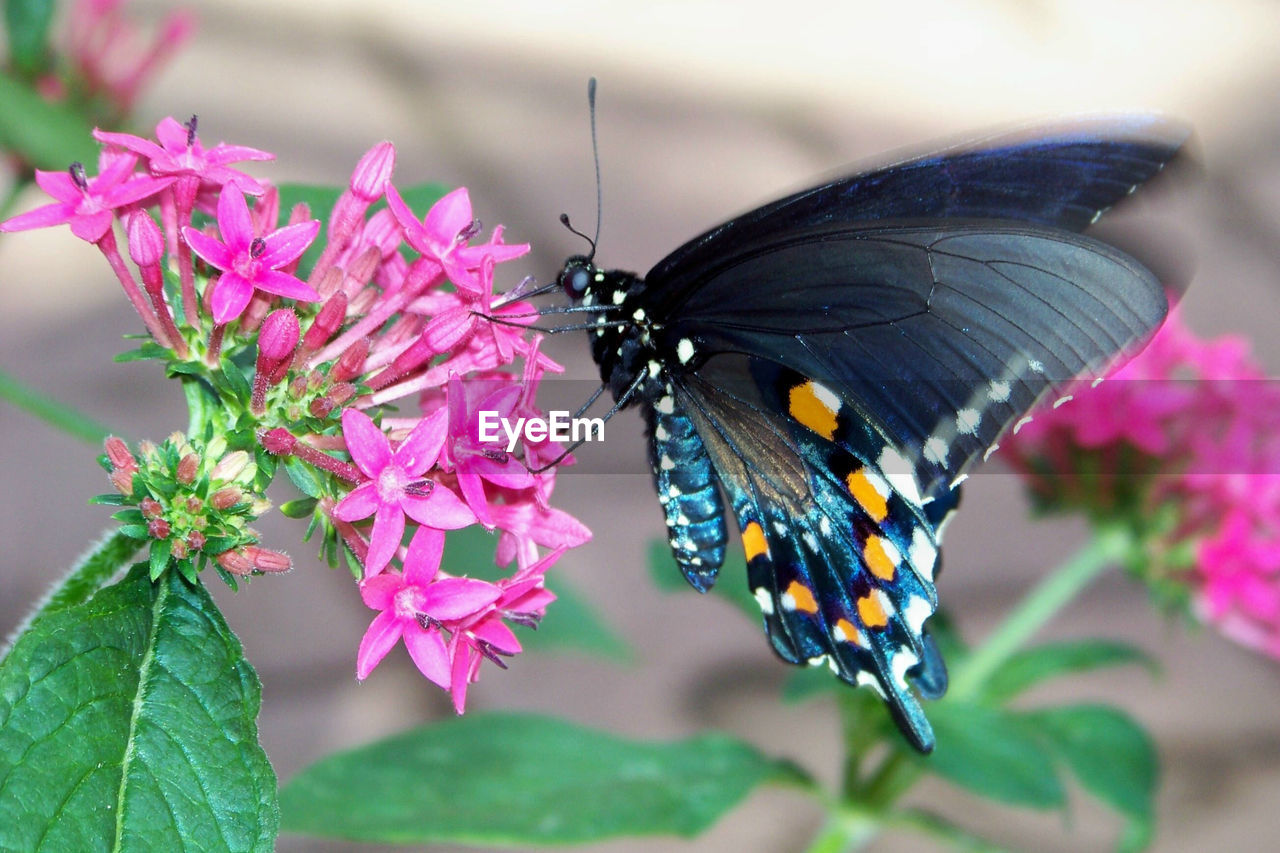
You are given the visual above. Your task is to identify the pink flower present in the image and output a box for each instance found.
[444,546,563,712]
[443,375,535,526]
[385,185,528,292]
[0,153,173,242]
[356,527,502,683]
[182,185,321,323]
[96,116,272,194]
[332,407,476,576]
[1003,302,1280,659]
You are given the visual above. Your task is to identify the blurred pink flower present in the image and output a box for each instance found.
[1004,301,1280,658]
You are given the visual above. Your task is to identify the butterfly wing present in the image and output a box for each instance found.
[671,357,947,751]
[649,116,1188,288]
[656,222,1166,500]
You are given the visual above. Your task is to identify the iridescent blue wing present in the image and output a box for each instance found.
[670,357,950,751]
[648,116,1187,288]
[657,222,1166,502]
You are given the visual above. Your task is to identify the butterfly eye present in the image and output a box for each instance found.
[559,260,593,300]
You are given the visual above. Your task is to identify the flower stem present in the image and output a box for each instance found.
[0,368,113,443]
[949,524,1132,701]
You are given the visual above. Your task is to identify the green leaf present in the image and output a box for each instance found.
[0,71,98,170]
[983,640,1158,704]
[281,455,324,499]
[276,181,450,280]
[1020,704,1157,849]
[280,712,802,845]
[647,538,758,618]
[279,497,318,519]
[920,701,1064,809]
[0,565,278,852]
[0,368,113,444]
[4,0,56,77]
[442,525,630,661]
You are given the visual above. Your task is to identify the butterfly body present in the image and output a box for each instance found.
[554,117,1188,752]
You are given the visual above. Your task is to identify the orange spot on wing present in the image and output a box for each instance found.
[742,521,769,562]
[834,618,862,645]
[857,593,888,629]
[846,468,888,521]
[788,381,837,439]
[785,580,818,613]
[864,535,896,581]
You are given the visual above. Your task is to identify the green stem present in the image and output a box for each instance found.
[0,367,113,443]
[805,810,882,853]
[949,524,1132,701]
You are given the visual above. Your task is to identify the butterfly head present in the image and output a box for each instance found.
[556,255,601,303]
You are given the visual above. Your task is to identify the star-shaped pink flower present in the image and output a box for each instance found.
[0,152,173,242]
[444,375,535,527]
[356,526,502,684]
[96,115,273,194]
[385,185,528,293]
[333,407,476,576]
[182,184,321,323]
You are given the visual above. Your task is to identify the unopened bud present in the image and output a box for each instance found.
[331,337,370,382]
[148,518,171,539]
[258,309,300,362]
[247,545,292,573]
[140,497,164,519]
[176,453,199,484]
[350,142,395,201]
[260,428,297,455]
[210,450,249,482]
[104,436,137,471]
[216,549,254,576]
[210,487,243,510]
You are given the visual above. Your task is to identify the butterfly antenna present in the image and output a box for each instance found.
[558,78,604,260]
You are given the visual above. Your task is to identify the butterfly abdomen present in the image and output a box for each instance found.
[647,400,728,592]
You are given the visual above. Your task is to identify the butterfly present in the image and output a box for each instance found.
[547,115,1187,752]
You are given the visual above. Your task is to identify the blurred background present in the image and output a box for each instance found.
[2,1,1279,849]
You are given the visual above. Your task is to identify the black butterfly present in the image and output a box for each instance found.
[549,116,1186,752]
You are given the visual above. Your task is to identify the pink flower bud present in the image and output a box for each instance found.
[259,309,300,362]
[176,453,199,484]
[126,211,164,267]
[260,428,298,455]
[210,450,250,481]
[351,142,396,201]
[186,531,206,551]
[331,337,370,382]
[216,549,254,576]
[302,293,348,352]
[210,487,243,510]
[104,436,137,471]
[140,498,163,519]
[148,518,171,539]
[247,545,292,573]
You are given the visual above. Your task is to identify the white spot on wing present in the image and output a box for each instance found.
[1013,415,1034,434]
[754,588,774,615]
[904,596,932,635]
[909,527,937,582]
[1053,395,1073,409]
[856,670,887,698]
[676,338,695,364]
[956,408,981,436]
[656,396,675,415]
[923,436,949,465]
[891,648,920,689]
[988,380,1011,402]
[983,442,1000,462]
[809,381,841,415]
[877,446,922,505]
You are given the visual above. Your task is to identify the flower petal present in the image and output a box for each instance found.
[333,480,379,522]
[216,183,255,248]
[356,610,404,680]
[341,408,392,478]
[0,201,73,232]
[359,572,403,610]
[258,219,321,268]
[404,483,477,530]
[366,500,406,576]
[403,627,451,688]
[402,526,445,585]
[254,268,321,303]
[420,577,502,621]
[181,226,235,270]
[395,406,448,475]
[423,187,472,252]
[208,271,256,324]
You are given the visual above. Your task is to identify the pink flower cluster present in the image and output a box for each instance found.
[1003,302,1280,657]
[0,116,590,710]
[37,0,194,120]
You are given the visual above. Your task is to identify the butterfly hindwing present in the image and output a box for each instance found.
[672,359,945,750]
